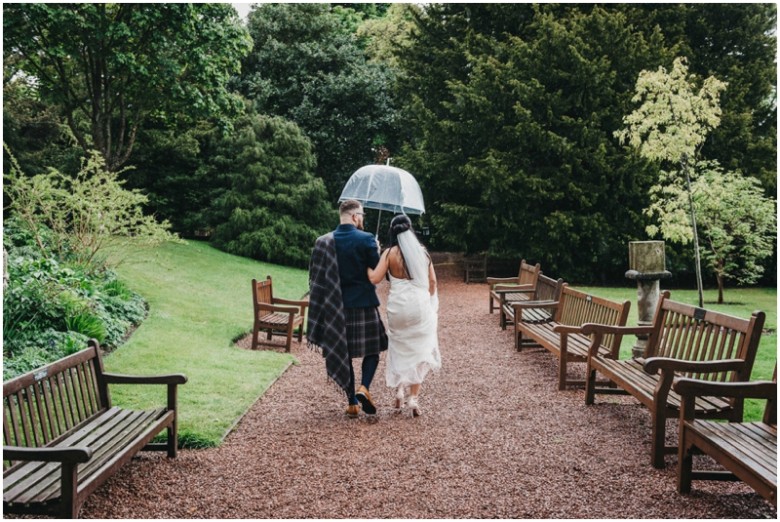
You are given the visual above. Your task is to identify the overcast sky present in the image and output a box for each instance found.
[233,3,252,20]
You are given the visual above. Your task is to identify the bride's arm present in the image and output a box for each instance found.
[368,248,390,284]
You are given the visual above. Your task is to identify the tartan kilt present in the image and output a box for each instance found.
[344,307,388,358]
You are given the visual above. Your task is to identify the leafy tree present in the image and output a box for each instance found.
[616,57,728,306]
[3,3,251,170]
[645,160,775,303]
[207,112,335,268]
[239,3,398,199]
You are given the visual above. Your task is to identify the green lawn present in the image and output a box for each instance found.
[107,240,309,447]
[580,285,777,421]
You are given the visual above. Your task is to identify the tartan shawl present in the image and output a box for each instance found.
[307,233,351,393]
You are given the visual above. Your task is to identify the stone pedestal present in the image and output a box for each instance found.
[625,241,672,359]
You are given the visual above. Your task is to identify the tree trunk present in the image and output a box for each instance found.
[716,272,724,304]
[682,154,704,308]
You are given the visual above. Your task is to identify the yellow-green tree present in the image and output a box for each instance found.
[616,57,727,306]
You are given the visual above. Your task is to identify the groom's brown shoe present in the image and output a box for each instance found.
[345,404,360,418]
[355,385,377,414]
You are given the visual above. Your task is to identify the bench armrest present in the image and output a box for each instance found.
[258,303,302,315]
[553,324,582,335]
[583,324,653,359]
[643,357,747,376]
[512,299,559,310]
[487,277,518,286]
[102,373,188,385]
[673,378,776,401]
[273,297,309,311]
[580,324,654,337]
[3,445,92,464]
[493,284,535,293]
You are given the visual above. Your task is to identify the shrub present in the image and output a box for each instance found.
[3,219,148,378]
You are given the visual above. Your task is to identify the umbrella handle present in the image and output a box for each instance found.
[375,209,382,237]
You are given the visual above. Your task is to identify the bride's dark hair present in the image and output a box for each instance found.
[388,214,413,247]
[386,214,430,281]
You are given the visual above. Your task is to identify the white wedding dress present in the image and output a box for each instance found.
[385,273,441,388]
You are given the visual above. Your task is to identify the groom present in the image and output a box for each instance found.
[308,199,388,417]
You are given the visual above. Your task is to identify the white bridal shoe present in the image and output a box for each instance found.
[394,386,405,412]
[408,395,421,417]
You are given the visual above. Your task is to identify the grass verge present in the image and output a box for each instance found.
[106,240,309,447]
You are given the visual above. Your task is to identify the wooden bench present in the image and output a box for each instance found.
[252,276,309,352]
[3,341,187,518]
[463,252,488,283]
[487,259,541,314]
[582,292,765,468]
[674,373,776,507]
[513,285,630,391]
[499,273,564,331]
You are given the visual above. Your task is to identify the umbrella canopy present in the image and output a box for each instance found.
[338,165,425,215]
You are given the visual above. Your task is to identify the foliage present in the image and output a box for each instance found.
[207,112,335,268]
[645,161,776,303]
[239,3,399,199]
[118,121,216,236]
[3,219,148,379]
[357,4,420,67]
[3,3,251,170]
[615,57,728,163]
[4,147,180,269]
[396,4,667,281]
[2,79,83,178]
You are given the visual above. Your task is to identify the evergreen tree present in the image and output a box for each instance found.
[207,112,334,268]
[397,5,667,281]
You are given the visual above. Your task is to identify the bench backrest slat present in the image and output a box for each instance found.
[518,260,541,287]
[557,286,630,350]
[534,274,564,302]
[649,294,765,383]
[3,343,109,470]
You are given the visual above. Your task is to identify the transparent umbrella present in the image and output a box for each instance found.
[338,164,425,235]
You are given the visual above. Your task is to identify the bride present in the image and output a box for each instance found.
[368,214,441,417]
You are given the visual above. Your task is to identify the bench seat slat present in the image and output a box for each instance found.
[5,407,169,505]
[257,312,302,327]
[689,421,777,479]
[590,358,733,414]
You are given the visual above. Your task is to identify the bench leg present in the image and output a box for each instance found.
[168,384,179,458]
[285,320,294,353]
[489,295,494,313]
[558,336,569,391]
[60,462,80,518]
[677,427,694,493]
[584,365,597,405]
[651,410,667,469]
[251,321,260,350]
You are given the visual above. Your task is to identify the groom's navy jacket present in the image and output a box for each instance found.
[333,224,381,309]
